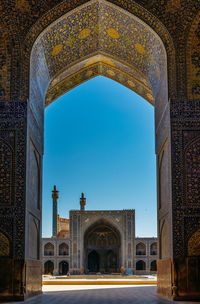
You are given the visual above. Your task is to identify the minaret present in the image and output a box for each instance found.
[80,193,86,211]
[52,185,59,237]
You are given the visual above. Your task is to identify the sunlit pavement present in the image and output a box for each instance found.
[11,285,197,304]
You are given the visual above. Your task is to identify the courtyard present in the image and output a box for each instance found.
[12,286,197,304]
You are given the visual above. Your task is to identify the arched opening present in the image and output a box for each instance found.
[44,260,54,275]
[44,243,54,256]
[28,0,173,297]
[59,243,69,256]
[59,261,69,275]
[88,251,100,273]
[84,220,121,273]
[150,260,157,271]
[150,242,157,255]
[136,243,146,255]
[136,260,146,271]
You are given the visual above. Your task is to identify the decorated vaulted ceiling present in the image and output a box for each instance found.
[0,0,199,102]
[31,0,167,106]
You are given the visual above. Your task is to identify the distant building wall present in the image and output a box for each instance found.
[42,235,157,275]
[135,237,158,274]
[42,238,70,275]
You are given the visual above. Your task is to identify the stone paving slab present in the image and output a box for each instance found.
[10,286,197,304]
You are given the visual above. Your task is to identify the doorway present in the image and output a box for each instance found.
[88,251,100,273]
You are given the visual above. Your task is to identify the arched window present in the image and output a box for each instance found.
[150,242,157,255]
[136,242,146,255]
[44,242,54,256]
[44,260,54,275]
[59,243,69,256]
[136,260,146,270]
[150,260,157,271]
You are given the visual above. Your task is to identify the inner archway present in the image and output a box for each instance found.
[84,221,121,273]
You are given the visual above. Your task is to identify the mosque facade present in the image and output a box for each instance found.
[42,186,157,275]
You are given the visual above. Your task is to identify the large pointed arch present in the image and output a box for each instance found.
[26,0,174,298]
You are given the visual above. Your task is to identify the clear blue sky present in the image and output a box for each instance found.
[42,76,157,237]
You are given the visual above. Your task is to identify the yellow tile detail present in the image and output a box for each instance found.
[135,43,146,55]
[107,28,120,39]
[78,29,91,39]
[52,44,63,56]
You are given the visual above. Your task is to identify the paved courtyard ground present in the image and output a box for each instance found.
[11,285,197,304]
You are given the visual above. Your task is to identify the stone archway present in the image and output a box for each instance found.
[23,0,173,296]
[84,220,121,273]
[28,0,172,292]
[0,0,199,301]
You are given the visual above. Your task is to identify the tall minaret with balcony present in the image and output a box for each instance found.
[80,193,86,211]
[52,185,59,237]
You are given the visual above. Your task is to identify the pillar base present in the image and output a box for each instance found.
[0,258,42,301]
[157,257,200,301]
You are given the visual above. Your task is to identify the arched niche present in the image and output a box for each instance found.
[158,140,170,209]
[0,231,10,257]
[59,243,69,256]
[44,260,54,275]
[188,229,200,256]
[160,220,170,259]
[29,219,39,260]
[136,260,146,270]
[59,261,69,275]
[150,242,157,255]
[84,219,121,273]
[27,141,40,211]
[44,242,54,256]
[136,242,146,255]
